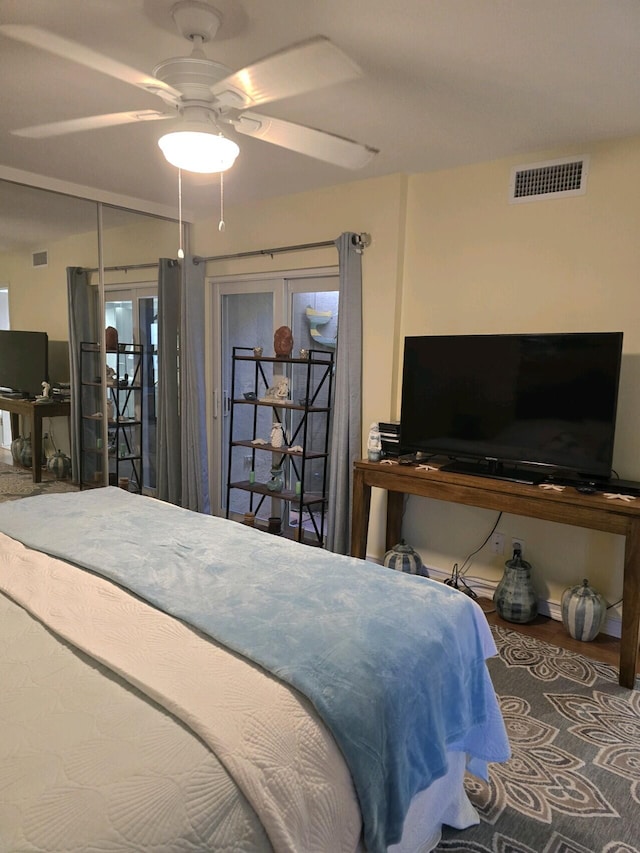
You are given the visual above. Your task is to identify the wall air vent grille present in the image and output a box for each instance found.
[32,250,48,268]
[509,156,589,203]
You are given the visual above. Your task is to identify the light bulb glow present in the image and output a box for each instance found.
[158,130,239,173]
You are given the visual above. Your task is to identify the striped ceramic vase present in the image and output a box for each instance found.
[383,540,429,577]
[493,551,538,623]
[561,579,607,642]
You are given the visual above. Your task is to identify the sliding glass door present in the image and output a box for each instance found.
[210,268,338,518]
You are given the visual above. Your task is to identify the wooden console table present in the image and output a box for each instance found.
[351,459,640,689]
[0,396,71,484]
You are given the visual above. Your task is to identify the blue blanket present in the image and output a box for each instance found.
[0,488,509,852]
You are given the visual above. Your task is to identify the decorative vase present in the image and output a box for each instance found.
[47,450,71,480]
[11,435,25,464]
[266,465,284,492]
[561,578,607,641]
[270,422,285,448]
[383,540,429,577]
[493,548,538,623]
[105,325,118,352]
[19,436,33,469]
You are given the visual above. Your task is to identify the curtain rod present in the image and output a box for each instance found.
[86,232,371,273]
[86,261,160,274]
[194,232,371,264]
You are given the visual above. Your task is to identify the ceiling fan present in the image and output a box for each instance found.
[0,0,378,174]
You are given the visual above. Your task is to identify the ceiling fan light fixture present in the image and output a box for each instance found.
[158,128,239,173]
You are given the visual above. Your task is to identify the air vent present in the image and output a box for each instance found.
[509,156,589,203]
[32,250,48,268]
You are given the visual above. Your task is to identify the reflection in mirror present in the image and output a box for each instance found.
[0,180,99,472]
[0,180,178,496]
[100,205,178,495]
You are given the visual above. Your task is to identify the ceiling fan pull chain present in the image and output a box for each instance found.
[218,171,226,233]
[177,167,185,259]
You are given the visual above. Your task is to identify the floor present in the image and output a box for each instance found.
[0,444,66,482]
[1,443,629,673]
[477,597,628,672]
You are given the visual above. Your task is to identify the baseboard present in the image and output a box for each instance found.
[369,557,623,640]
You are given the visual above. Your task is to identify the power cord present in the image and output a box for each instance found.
[444,563,478,598]
[444,511,503,599]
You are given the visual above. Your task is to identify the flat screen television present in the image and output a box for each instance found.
[0,329,49,399]
[399,332,624,483]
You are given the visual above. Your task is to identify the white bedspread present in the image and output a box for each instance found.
[0,531,362,853]
[0,526,499,852]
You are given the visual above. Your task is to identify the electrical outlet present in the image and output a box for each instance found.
[511,537,525,557]
[491,532,505,554]
[243,454,252,470]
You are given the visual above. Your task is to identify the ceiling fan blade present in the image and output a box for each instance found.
[0,24,181,105]
[212,36,362,110]
[232,112,378,169]
[12,110,172,139]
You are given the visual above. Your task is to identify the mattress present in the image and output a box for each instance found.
[0,491,509,851]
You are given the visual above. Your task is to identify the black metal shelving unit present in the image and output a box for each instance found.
[226,346,333,546]
[79,341,145,492]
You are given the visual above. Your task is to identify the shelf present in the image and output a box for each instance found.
[234,353,334,365]
[233,398,329,412]
[231,439,327,459]
[230,480,326,505]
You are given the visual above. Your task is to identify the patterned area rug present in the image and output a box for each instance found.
[437,625,640,853]
[0,460,78,502]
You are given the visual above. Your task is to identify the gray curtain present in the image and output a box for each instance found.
[180,256,211,513]
[326,233,363,554]
[156,258,181,505]
[67,266,97,485]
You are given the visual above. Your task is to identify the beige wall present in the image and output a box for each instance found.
[398,136,640,623]
[4,136,640,626]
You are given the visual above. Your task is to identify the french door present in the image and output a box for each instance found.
[209,267,339,517]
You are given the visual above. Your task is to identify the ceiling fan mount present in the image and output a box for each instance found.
[170,1,223,45]
[0,3,379,172]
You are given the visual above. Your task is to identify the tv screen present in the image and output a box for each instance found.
[399,332,623,482]
[0,329,49,398]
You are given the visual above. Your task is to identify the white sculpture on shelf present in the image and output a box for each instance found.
[270,422,285,448]
[261,375,290,402]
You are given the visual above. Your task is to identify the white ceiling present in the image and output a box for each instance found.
[1,0,640,250]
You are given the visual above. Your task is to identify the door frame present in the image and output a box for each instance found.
[206,265,338,516]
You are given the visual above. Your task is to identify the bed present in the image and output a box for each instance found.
[0,488,510,852]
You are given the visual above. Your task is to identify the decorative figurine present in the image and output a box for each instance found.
[261,375,290,402]
[270,422,285,448]
[105,365,117,386]
[274,325,293,358]
[266,465,284,492]
[105,325,118,352]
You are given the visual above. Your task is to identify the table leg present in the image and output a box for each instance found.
[386,491,404,551]
[351,466,371,559]
[31,412,42,484]
[620,519,640,688]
